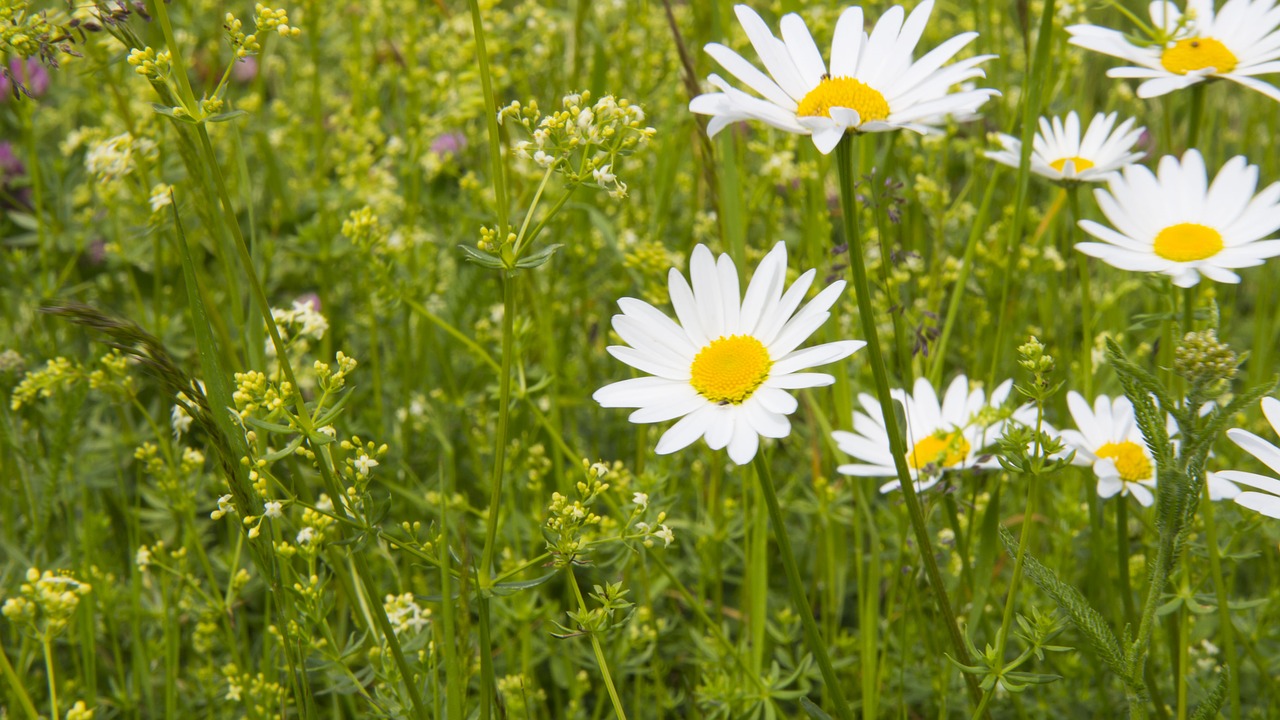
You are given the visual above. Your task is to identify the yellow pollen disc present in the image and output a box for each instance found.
[907,432,971,471]
[1095,441,1153,483]
[1050,156,1095,173]
[796,76,890,123]
[689,335,772,405]
[1160,37,1238,75]
[1152,223,1224,262]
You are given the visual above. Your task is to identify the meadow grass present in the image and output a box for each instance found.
[2,0,1280,718]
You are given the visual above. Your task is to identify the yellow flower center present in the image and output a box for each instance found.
[689,335,772,405]
[1160,37,1238,75]
[907,432,971,471]
[796,76,890,123]
[1095,441,1153,483]
[1050,156,1095,173]
[1152,223,1224,262]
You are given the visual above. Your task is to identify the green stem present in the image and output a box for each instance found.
[1067,187,1093,397]
[1116,497,1136,632]
[0,641,39,719]
[566,570,629,720]
[1186,84,1205,151]
[477,275,518,717]
[835,136,983,707]
[438,461,465,720]
[1200,482,1240,719]
[42,636,58,720]
[751,453,854,720]
[990,0,1056,388]
[994,470,1039,662]
[467,0,510,236]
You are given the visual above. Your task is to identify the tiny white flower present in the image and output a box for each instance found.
[355,454,379,477]
[593,164,616,184]
[633,492,650,509]
[171,403,193,438]
[135,546,152,571]
[149,183,174,212]
[533,150,554,167]
[212,494,234,520]
[264,501,283,519]
[655,524,675,547]
[296,526,316,545]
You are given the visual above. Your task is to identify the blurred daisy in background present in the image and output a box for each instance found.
[594,242,864,465]
[1060,392,1175,507]
[1217,397,1280,517]
[833,374,1027,493]
[1075,149,1280,287]
[1067,0,1280,101]
[985,111,1146,183]
[690,1,998,153]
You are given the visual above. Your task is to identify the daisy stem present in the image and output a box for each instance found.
[990,0,1056,390]
[1186,83,1206,151]
[1067,187,1093,397]
[1116,497,1136,632]
[750,453,853,720]
[1199,479,1241,719]
[566,569,629,720]
[835,136,983,707]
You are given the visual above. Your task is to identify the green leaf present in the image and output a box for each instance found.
[204,109,248,123]
[457,244,506,269]
[998,526,1130,683]
[1190,666,1230,720]
[514,243,564,269]
[799,697,833,720]
[491,571,558,597]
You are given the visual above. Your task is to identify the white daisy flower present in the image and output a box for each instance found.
[985,111,1146,183]
[833,375,1026,494]
[689,1,999,154]
[1075,149,1280,287]
[1060,392,1173,507]
[1067,0,1280,101]
[1217,397,1280,517]
[593,242,865,465]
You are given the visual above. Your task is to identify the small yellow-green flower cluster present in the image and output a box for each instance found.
[126,47,172,80]
[500,91,655,199]
[2,568,92,639]
[10,356,79,410]
[225,5,300,59]
[232,370,293,420]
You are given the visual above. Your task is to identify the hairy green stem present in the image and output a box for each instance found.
[835,136,982,707]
